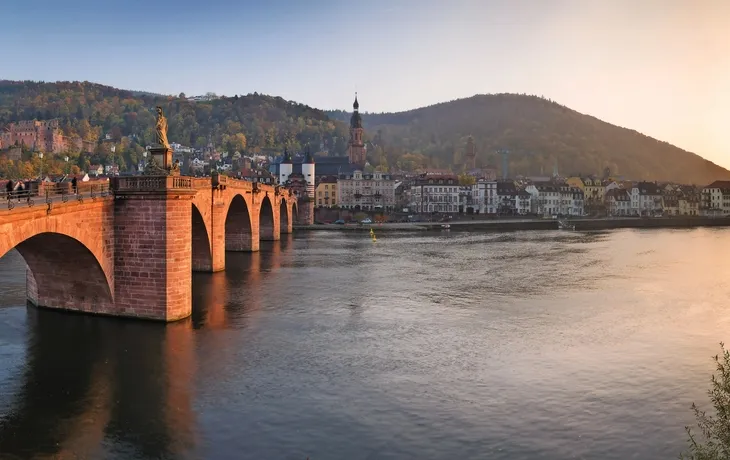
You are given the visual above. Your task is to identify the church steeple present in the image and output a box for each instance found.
[347,93,366,166]
[350,93,362,129]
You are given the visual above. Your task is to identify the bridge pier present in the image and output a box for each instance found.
[1,175,298,323]
[299,198,315,225]
[258,193,279,241]
[209,193,227,271]
[113,177,196,321]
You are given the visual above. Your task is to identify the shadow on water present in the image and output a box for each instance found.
[0,307,198,460]
[191,234,294,330]
[0,236,297,459]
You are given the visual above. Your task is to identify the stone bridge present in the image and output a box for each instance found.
[0,175,313,322]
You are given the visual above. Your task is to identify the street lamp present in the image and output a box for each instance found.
[64,156,69,175]
[38,152,44,179]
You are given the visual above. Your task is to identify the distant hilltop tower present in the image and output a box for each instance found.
[279,148,292,184]
[348,93,366,166]
[465,135,476,170]
[302,148,315,197]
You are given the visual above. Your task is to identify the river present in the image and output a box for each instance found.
[0,228,729,459]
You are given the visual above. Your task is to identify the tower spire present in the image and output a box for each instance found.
[348,93,365,166]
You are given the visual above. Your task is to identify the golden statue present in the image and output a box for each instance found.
[155,106,169,148]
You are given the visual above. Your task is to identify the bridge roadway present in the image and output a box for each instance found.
[0,175,311,322]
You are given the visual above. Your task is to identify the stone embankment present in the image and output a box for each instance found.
[296,216,730,233]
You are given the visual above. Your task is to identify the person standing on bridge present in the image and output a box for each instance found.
[71,176,77,195]
[16,181,24,203]
[5,179,13,201]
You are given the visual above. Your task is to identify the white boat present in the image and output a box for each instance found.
[441,224,451,229]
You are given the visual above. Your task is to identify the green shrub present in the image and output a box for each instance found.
[681,343,730,459]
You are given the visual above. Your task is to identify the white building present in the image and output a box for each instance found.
[526,182,560,216]
[496,181,519,215]
[302,151,315,197]
[409,175,460,213]
[516,189,532,215]
[605,188,631,216]
[604,181,622,195]
[567,187,584,216]
[701,180,730,216]
[477,179,498,214]
[337,170,396,211]
[278,150,293,185]
[189,157,207,173]
[630,181,663,216]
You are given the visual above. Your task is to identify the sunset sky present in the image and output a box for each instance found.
[2,0,729,169]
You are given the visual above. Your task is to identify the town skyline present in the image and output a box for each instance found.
[2,0,729,169]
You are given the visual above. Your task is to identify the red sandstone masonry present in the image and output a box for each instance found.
[225,195,255,251]
[209,194,226,271]
[165,199,192,321]
[192,205,213,271]
[259,194,279,241]
[0,178,297,321]
[114,198,169,319]
[0,198,116,315]
[114,191,195,321]
[280,199,293,234]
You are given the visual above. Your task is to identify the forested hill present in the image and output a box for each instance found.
[0,80,350,161]
[328,94,729,185]
[0,81,727,184]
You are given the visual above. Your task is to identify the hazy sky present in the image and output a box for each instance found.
[2,0,729,168]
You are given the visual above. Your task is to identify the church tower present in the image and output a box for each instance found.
[348,93,366,166]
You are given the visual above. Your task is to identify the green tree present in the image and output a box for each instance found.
[458,174,476,186]
[681,343,730,460]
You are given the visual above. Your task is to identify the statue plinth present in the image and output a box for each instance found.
[150,146,173,170]
[143,146,180,176]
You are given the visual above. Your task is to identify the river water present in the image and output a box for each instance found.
[0,228,729,459]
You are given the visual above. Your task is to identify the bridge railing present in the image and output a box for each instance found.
[2,183,110,211]
[112,176,193,192]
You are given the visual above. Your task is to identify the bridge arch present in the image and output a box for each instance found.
[259,195,275,241]
[191,203,213,271]
[225,194,254,251]
[279,198,291,234]
[1,232,113,313]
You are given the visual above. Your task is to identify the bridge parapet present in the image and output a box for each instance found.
[112,176,193,192]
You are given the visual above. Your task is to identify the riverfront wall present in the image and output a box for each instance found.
[297,216,730,233]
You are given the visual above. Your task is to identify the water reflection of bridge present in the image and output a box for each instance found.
[0,235,295,459]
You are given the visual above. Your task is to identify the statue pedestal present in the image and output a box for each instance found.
[150,147,173,170]
[144,147,180,176]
